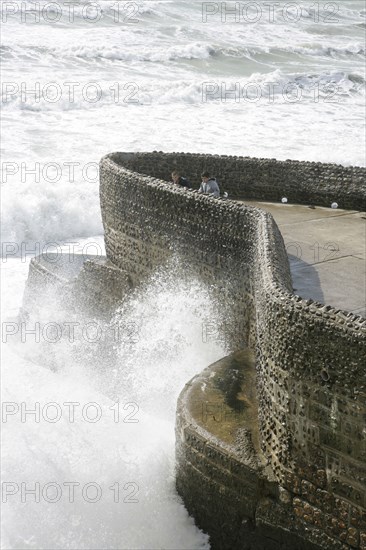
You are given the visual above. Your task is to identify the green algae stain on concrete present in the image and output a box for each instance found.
[186,350,262,462]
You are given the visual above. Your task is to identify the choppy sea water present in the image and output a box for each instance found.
[2,0,365,243]
[1,1,365,548]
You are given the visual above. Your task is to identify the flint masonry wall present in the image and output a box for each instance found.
[109,151,366,210]
[99,153,291,350]
[100,152,366,549]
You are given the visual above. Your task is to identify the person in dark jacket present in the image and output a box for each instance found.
[171,170,192,189]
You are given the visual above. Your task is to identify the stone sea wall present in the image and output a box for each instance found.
[22,152,364,549]
[108,151,366,210]
[99,152,366,549]
[100,152,366,548]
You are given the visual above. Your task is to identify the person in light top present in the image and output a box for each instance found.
[198,171,220,197]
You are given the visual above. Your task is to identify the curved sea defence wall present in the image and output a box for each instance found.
[105,151,365,209]
[21,151,364,549]
[99,152,366,549]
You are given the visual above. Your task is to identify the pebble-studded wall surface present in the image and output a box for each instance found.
[103,151,366,210]
[100,152,366,549]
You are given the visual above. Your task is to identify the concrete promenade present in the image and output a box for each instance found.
[243,200,366,318]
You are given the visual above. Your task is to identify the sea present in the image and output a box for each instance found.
[1,1,365,548]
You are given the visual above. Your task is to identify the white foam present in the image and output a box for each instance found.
[1,174,102,243]
[2,261,222,549]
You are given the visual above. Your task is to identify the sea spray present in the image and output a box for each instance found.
[2,256,225,548]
